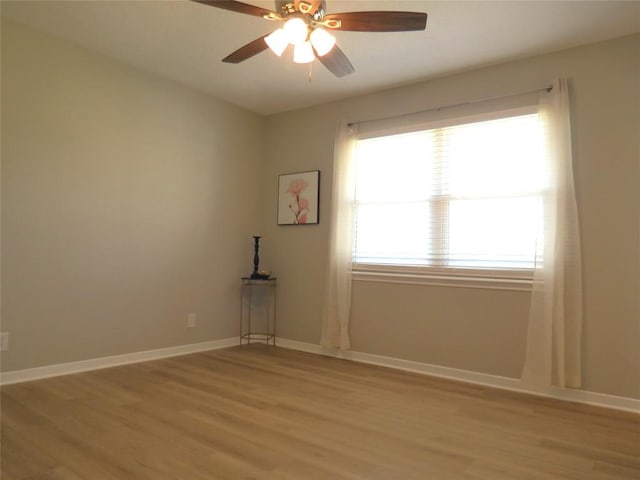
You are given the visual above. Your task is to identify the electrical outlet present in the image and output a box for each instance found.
[0,332,9,352]
[187,313,196,328]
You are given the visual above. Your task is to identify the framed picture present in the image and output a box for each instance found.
[278,170,320,225]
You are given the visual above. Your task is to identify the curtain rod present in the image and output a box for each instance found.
[347,84,553,128]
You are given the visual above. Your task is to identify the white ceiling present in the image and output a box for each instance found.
[1,0,638,115]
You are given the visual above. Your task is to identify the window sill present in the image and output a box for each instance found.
[352,264,533,291]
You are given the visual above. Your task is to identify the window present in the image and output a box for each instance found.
[353,109,545,274]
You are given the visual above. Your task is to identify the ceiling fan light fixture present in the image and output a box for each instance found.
[283,17,309,45]
[309,27,336,56]
[265,28,289,56]
[293,41,315,64]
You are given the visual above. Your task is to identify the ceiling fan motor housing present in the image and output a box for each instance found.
[276,1,326,20]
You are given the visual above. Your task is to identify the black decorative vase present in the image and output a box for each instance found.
[250,236,261,279]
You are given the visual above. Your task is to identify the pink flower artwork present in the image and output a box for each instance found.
[278,171,319,225]
[285,179,308,197]
[286,178,310,224]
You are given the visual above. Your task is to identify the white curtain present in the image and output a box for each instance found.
[320,120,357,349]
[521,78,583,388]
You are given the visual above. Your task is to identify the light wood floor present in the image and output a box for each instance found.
[1,345,639,480]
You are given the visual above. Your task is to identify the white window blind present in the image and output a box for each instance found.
[353,111,545,270]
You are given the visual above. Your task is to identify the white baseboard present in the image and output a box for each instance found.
[276,338,640,414]
[0,337,239,386]
[3,336,638,414]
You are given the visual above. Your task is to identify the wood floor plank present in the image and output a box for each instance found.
[2,344,638,479]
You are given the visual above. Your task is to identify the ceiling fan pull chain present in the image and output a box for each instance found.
[308,61,313,83]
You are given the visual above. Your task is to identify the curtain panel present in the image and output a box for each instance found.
[521,77,584,388]
[320,120,357,349]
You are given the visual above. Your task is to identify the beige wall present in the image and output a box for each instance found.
[2,18,638,401]
[263,34,640,400]
[1,20,265,371]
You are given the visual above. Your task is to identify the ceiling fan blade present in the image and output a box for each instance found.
[222,35,269,63]
[324,11,427,32]
[316,44,354,78]
[192,0,275,19]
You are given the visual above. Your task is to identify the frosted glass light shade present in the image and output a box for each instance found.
[293,41,315,64]
[265,28,288,56]
[283,17,308,45]
[310,28,336,57]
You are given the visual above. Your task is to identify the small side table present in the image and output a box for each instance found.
[240,277,276,345]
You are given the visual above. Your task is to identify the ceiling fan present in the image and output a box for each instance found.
[192,0,427,77]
